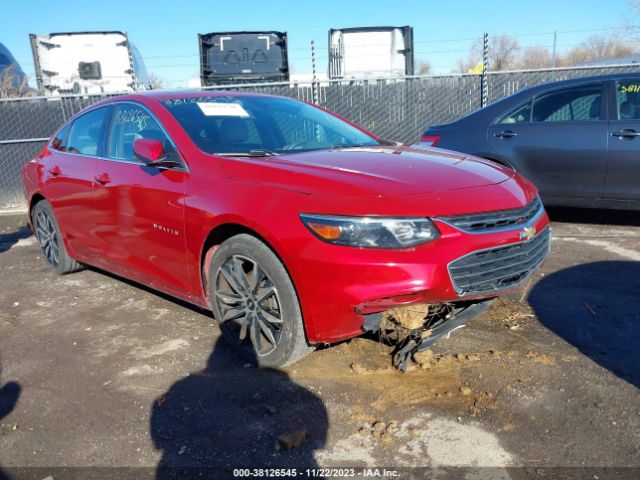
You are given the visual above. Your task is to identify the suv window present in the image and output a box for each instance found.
[500,101,532,124]
[107,104,176,162]
[67,107,110,156]
[532,84,602,122]
[615,79,640,119]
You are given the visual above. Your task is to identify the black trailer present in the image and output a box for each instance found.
[199,31,289,86]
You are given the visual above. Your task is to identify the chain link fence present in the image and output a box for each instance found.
[1,63,639,210]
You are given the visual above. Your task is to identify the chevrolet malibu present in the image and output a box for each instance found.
[22,91,551,368]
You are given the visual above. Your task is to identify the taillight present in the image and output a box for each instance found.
[419,135,440,147]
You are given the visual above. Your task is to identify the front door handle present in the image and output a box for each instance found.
[94,173,111,185]
[611,129,640,139]
[494,130,518,139]
[49,166,62,176]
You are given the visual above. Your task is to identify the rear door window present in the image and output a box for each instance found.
[615,79,640,119]
[532,84,602,122]
[67,107,111,156]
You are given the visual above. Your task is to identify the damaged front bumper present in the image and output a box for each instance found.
[362,299,494,372]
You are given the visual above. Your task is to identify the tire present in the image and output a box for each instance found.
[208,234,313,368]
[32,200,82,274]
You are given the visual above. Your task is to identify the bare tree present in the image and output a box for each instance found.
[0,65,30,98]
[488,35,520,71]
[148,72,168,90]
[416,60,431,75]
[625,0,640,38]
[560,34,635,65]
[457,56,480,74]
[518,46,552,70]
[456,29,637,73]
[457,35,520,73]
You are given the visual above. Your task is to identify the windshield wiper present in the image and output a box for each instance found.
[328,142,374,150]
[213,149,279,157]
[248,149,279,157]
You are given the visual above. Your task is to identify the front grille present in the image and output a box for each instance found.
[449,228,550,296]
[440,197,543,233]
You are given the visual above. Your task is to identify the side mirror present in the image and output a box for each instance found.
[133,138,165,164]
[133,138,181,169]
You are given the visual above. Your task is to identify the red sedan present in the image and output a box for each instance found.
[22,91,550,368]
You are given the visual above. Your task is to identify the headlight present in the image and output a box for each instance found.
[300,214,440,249]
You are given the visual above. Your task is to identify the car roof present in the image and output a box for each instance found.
[110,89,278,103]
[448,71,640,126]
[62,89,295,126]
[509,71,639,96]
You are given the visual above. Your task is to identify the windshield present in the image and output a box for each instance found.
[161,95,380,155]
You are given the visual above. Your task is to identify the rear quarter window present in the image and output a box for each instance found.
[499,101,532,124]
[67,107,110,156]
[51,124,71,151]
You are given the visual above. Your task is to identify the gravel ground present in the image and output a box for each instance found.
[0,208,639,480]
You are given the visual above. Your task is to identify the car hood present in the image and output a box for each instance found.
[220,145,516,198]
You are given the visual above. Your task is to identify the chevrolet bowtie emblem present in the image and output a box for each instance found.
[520,226,536,241]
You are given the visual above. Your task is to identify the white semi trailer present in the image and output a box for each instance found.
[29,31,151,95]
[328,26,414,80]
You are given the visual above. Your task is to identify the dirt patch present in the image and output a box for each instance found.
[349,362,394,375]
[382,304,431,330]
[358,420,399,447]
[2,213,640,470]
[525,351,556,366]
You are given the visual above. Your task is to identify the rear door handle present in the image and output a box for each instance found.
[49,166,62,176]
[611,129,640,139]
[94,173,111,185]
[494,130,518,139]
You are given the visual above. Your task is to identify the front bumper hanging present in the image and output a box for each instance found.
[363,299,494,372]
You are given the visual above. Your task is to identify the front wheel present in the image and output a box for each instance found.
[32,200,82,274]
[208,234,313,368]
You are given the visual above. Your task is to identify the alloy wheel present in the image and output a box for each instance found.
[213,255,283,356]
[35,210,60,267]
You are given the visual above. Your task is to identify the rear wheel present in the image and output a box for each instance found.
[32,200,82,274]
[208,234,313,368]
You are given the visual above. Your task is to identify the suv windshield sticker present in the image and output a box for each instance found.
[197,102,249,117]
